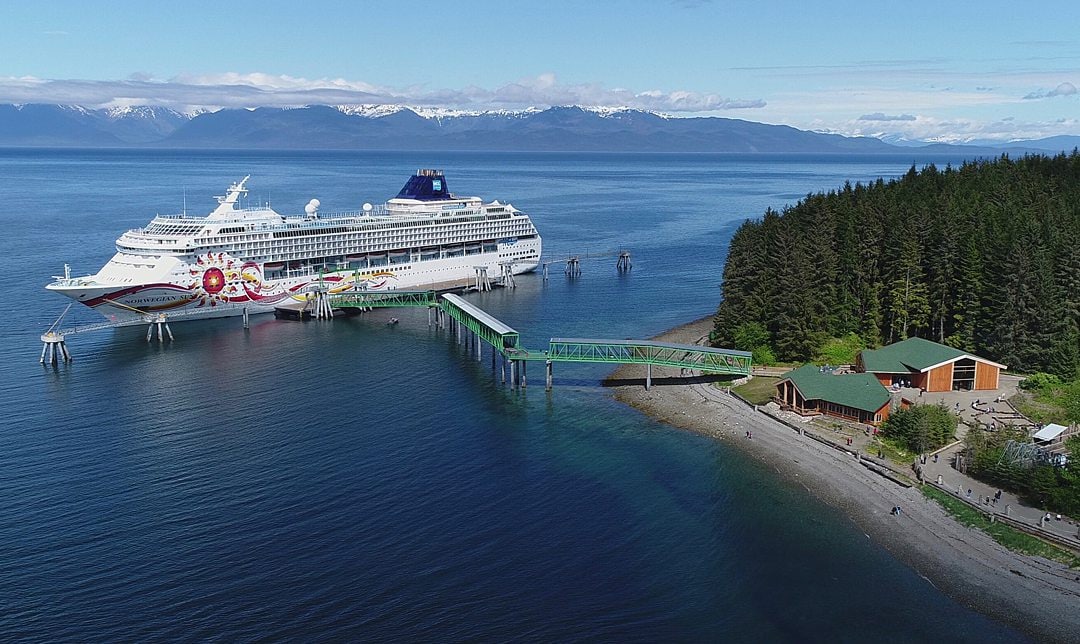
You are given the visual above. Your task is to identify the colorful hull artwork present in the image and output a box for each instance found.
[75,253,399,322]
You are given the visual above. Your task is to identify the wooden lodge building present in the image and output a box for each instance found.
[855,337,1006,393]
[775,365,892,426]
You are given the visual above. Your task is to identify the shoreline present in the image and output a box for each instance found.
[605,316,1080,643]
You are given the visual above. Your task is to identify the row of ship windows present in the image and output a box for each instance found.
[271,221,527,240]
[196,234,537,256]
[206,217,524,240]
[500,249,537,258]
[146,226,202,236]
[161,212,515,240]
[254,243,538,268]
[142,210,513,237]
[124,231,536,254]
[262,249,540,279]
[192,227,533,246]
[264,246,519,266]
[133,231,532,250]
[273,215,514,236]
[133,220,532,246]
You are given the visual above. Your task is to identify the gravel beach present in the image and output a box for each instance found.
[606,316,1080,643]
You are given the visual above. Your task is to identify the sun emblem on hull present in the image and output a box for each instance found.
[202,267,226,294]
[189,252,244,306]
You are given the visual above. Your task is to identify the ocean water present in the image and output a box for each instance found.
[0,150,1025,641]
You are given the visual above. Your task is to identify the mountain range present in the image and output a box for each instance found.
[1,103,1077,154]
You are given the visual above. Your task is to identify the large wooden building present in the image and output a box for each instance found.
[775,365,892,426]
[856,337,1006,393]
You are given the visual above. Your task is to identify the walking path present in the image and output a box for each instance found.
[923,443,1080,543]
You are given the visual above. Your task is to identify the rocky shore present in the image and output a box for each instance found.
[605,316,1080,643]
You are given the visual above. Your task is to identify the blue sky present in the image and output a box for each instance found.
[1,0,1078,142]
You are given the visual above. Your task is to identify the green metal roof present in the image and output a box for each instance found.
[779,364,891,413]
[858,337,967,374]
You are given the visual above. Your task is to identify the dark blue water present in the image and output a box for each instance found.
[1,150,1024,641]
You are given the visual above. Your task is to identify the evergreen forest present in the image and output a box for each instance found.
[712,152,1080,379]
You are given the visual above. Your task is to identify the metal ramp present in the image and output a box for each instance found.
[544,338,752,375]
[330,290,440,310]
[440,293,520,351]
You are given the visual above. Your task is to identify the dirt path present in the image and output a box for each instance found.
[605,316,1080,643]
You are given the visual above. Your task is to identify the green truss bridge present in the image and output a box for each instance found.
[325,289,751,390]
[329,290,441,310]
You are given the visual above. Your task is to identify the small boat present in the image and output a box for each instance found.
[387,317,399,325]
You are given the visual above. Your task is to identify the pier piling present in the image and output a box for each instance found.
[565,256,581,278]
[499,262,516,288]
[40,332,72,364]
[473,266,492,292]
[146,313,173,343]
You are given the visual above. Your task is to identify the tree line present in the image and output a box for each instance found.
[712,152,1080,378]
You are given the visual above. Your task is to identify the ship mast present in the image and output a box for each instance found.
[209,176,250,217]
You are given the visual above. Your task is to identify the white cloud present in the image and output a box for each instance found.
[858,112,916,122]
[839,114,1080,144]
[1023,81,1078,100]
[0,72,765,114]
[2,68,1076,142]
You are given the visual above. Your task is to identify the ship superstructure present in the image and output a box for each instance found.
[46,170,542,322]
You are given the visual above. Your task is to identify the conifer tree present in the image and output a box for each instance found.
[710,151,1080,374]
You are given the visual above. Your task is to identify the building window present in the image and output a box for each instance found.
[952,358,976,391]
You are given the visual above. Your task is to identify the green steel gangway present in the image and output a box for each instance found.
[439,293,521,351]
[330,290,440,310]
[538,337,751,389]
[327,290,751,389]
[545,338,751,372]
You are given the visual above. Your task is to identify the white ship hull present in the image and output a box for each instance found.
[47,241,542,324]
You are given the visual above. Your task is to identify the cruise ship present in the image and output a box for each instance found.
[46,170,542,322]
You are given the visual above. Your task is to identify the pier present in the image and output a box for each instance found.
[541,249,631,280]
[315,289,749,390]
[40,287,751,388]
[39,272,751,389]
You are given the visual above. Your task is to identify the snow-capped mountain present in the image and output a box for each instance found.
[0,104,191,144]
[0,103,1070,153]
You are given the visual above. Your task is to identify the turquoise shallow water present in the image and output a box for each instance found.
[0,150,1025,641]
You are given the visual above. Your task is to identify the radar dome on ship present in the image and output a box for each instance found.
[305,199,320,216]
[362,202,373,212]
